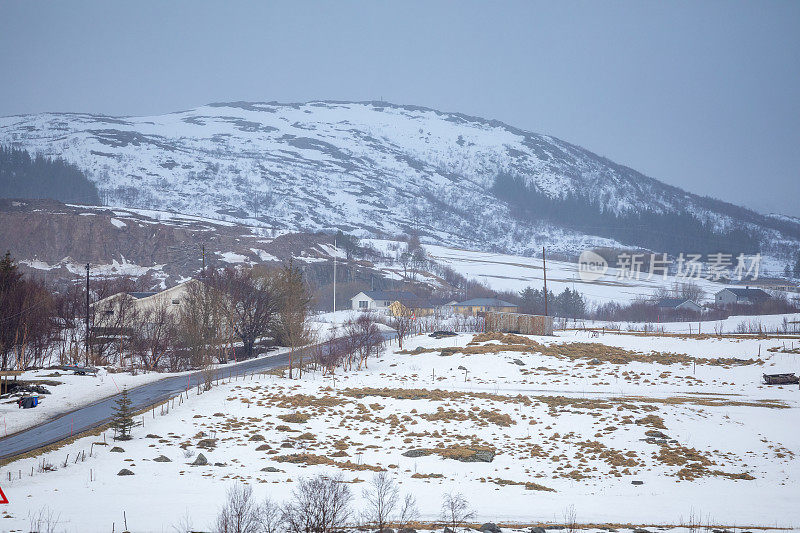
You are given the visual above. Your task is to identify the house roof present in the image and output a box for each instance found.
[456,297,518,307]
[129,291,159,299]
[720,288,771,298]
[657,298,696,308]
[354,290,418,301]
[733,277,797,288]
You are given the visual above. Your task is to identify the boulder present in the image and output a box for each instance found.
[197,438,217,449]
[512,359,525,366]
[398,529,417,533]
[117,468,134,476]
[146,433,161,439]
[261,466,281,473]
[631,480,644,486]
[480,523,502,533]
[192,453,208,466]
[153,455,171,462]
[466,449,495,463]
[110,447,125,453]
[530,528,547,533]
[402,449,433,458]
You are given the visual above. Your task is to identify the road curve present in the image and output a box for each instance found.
[0,332,397,461]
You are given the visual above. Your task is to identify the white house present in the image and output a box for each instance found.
[92,279,202,320]
[714,287,771,306]
[350,290,417,311]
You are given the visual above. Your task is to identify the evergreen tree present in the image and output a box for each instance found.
[0,145,100,204]
[793,253,800,278]
[110,388,135,440]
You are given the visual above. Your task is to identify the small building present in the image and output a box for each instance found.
[485,311,553,336]
[388,299,437,318]
[656,298,702,313]
[350,290,418,312]
[732,278,798,293]
[452,297,518,316]
[714,287,771,306]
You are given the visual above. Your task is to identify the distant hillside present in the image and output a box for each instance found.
[0,101,797,260]
[0,145,100,205]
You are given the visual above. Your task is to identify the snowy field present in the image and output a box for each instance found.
[572,312,800,335]
[1,330,798,532]
[419,243,736,305]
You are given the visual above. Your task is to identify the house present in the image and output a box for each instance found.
[92,280,202,321]
[452,297,518,316]
[732,278,798,293]
[656,298,702,313]
[350,290,418,312]
[388,299,437,318]
[714,287,771,306]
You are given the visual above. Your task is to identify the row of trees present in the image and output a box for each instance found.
[0,145,101,205]
[211,473,475,533]
[0,252,315,372]
[518,286,587,319]
[0,252,59,370]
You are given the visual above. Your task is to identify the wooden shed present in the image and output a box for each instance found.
[485,311,553,336]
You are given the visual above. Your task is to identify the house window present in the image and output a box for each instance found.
[359,300,369,309]
[172,299,180,305]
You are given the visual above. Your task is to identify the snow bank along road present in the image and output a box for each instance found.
[0,332,396,461]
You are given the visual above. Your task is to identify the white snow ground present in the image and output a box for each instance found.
[1,328,798,532]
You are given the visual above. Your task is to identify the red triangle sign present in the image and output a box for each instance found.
[0,485,8,504]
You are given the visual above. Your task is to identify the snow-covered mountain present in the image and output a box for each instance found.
[1,101,797,259]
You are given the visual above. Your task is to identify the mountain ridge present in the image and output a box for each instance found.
[1,100,797,263]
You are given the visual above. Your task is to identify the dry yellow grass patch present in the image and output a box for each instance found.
[274,453,385,472]
[277,412,311,424]
[422,332,762,367]
[342,387,533,405]
[484,477,556,492]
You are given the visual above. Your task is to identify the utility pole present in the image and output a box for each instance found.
[85,263,90,366]
[542,247,548,317]
[332,236,337,319]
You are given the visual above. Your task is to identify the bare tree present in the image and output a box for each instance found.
[0,252,56,370]
[276,260,313,378]
[282,473,352,533]
[130,299,177,371]
[562,504,577,533]
[391,314,413,350]
[397,494,420,531]
[27,505,62,533]
[177,279,227,369]
[362,471,399,532]
[440,492,475,533]
[215,483,262,533]
[256,497,281,533]
[398,251,411,280]
[676,281,705,302]
[345,314,384,370]
[208,267,280,360]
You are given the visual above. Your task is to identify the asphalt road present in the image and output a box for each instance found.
[0,331,397,461]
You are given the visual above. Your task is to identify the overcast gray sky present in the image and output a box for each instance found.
[1,1,798,216]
